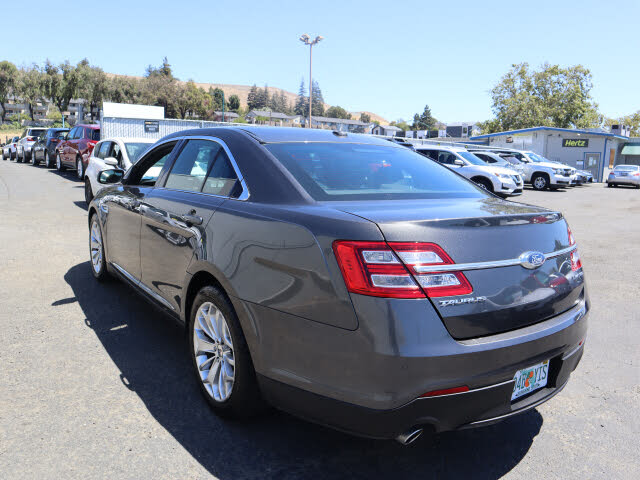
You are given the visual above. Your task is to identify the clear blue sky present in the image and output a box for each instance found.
[2,0,639,123]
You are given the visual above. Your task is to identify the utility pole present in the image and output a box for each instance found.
[299,34,323,128]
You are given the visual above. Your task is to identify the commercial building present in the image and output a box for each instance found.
[471,126,632,182]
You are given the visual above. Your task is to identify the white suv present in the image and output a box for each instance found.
[471,148,574,191]
[415,145,523,197]
[84,137,154,203]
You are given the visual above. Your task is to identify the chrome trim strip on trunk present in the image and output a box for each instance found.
[110,262,175,311]
[413,245,577,273]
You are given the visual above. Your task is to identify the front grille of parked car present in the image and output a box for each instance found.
[512,175,522,184]
[563,169,572,176]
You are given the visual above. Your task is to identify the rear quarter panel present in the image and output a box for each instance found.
[188,201,383,331]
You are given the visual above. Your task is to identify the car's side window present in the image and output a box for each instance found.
[202,148,240,197]
[127,142,177,187]
[97,141,111,159]
[438,152,457,165]
[111,143,123,166]
[419,150,438,161]
[69,127,79,139]
[164,140,221,193]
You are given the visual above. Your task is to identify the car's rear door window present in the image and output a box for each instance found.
[202,148,239,197]
[164,140,220,192]
[97,141,111,159]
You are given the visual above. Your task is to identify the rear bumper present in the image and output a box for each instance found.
[259,342,584,439]
[607,176,640,186]
[245,294,589,440]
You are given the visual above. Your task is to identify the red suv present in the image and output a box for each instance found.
[55,124,100,178]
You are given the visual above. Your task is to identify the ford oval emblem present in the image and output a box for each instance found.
[519,251,546,269]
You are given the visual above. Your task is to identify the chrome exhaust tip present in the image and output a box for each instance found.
[396,427,423,445]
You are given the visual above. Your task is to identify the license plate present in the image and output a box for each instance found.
[511,360,549,401]
[620,173,628,176]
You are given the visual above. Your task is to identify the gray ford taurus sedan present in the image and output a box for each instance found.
[87,127,588,444]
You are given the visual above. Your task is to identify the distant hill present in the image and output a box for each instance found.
[108,73,389,124]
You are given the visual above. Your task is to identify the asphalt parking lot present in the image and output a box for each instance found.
[1,159,639,480]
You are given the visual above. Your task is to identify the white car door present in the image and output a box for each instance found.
[88,141,112,194]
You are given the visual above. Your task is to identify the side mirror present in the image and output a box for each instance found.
[98,169,124,184]
[104,156,118,166]
[454,159,465,166]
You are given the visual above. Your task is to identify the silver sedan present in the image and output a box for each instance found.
[607,165,640,188]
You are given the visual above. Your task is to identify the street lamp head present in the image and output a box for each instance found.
[299,34,310,44]
[314,36,323,43]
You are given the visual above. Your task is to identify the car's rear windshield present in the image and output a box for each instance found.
[614,165,639,171]
[265,142,485,201]
[125,142,151,163]
[91,129,100,141]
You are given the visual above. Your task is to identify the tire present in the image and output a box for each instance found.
[188,285,263,419]
[56,153,65,171]
[89,213,110,282]
[474,177,493,192]
[44,151,50,168]
[84,178,94,204]
[532,173,549,191]
[16,150,22,163]
[607,183,612,188]
[76,157,84,179]
[30,150,37,165]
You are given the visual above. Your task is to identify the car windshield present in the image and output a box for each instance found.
[125,143,152,163]
[265,142,485,200]
[526,152,552,163]
[614,165,639,171]
[457,151,486,165]
[501,155,522,165]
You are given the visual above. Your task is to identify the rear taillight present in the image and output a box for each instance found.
[633,172,640,177]
[333,241,472,299]
[51,138,58,143]
[567,226,582,271]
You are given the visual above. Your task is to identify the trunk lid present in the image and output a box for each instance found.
[332,197,585,339]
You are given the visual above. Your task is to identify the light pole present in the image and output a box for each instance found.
[299,34,323,128]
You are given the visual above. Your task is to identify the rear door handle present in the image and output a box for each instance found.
[179,214,203,226]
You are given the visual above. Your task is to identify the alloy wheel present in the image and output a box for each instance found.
[44,151,49,167]
[56,154,61,170]
[533,176,546,190]
[90,218,103,274]
[193,302,235,402]
[77,159,83,179]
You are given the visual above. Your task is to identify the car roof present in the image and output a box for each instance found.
[76,124,100,129]
[160,126,395,146]
[414,144,465,152]
[99,137,155,143]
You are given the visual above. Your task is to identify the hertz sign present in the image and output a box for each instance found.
[562,138,589,148]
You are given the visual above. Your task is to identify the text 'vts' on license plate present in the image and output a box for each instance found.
[511,360,549,401]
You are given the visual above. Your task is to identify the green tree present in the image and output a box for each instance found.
[141,57,178,117]
[247,84,259,110]
[227,94,240,112]
[294,78,307,117]
[412,104,436,130]
[605,111,640,137]
[311,80,324,116]
[108,75,142,104]
[326,105,351,119]
[256,85,269,110]
[359,112,371,124]
[76,61,108,120]
[16,65,44,121]
[0,61,18,122]
[488,62,602,131]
